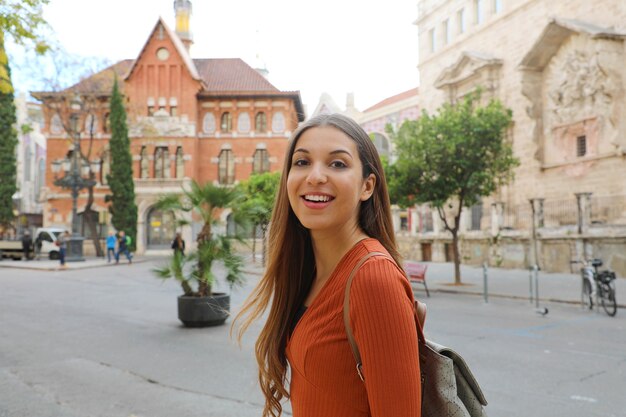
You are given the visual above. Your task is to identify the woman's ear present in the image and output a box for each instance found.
[360,173,376,201]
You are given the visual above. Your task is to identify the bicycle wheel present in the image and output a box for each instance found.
[582,279,593,310]
[600,283,617,317]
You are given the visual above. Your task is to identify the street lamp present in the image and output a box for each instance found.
[50,93,97,262]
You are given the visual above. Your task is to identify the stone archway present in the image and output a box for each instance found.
[146,206,176,249]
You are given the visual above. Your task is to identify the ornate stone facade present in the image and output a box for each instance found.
[411,0,626,276]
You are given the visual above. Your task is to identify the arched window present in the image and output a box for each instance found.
[140,146,149,178]
[202,113,216,134]
[24,146,32,181]
[252,148,269,173]
[237,112,251,133]
[146,207,176,248]
[103,113,111,133]
[175,146,184,179]
[272,111,285,133]
[221,112,232,133]
[84,113,98,135]
[218,149,235,185]
[154,147,170,179]
[370,132,390,158]
[100,149,110,185]
[50,114,63,134]
[255,112,267,133]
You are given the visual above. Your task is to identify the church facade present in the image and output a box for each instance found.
[408,0,626,275]
[34,1,304,254]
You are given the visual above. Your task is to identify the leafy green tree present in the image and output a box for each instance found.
[239,171,280,265]
[1,0,50,94]
[153,181,248,296]
[0,0,49,232]
[387,91,519,284]
[0,39,16,232]
[106,78,137,250]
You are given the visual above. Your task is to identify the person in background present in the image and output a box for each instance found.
[106,230,117,263]
[58,230,69,268]
[21,230,33,261]
[171,232,185,256]
[115,230,132,265]
[34,232,43,260]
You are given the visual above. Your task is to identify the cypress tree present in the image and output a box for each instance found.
[0,32,18,232]
[106,77,137,250]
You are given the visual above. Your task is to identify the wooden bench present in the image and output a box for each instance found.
[404,261,430,297]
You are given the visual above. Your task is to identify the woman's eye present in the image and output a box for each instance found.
[330,160,347,168]
[293,159,308,167]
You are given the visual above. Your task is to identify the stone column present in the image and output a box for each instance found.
[491,202,504,236]
[575,192,592,235]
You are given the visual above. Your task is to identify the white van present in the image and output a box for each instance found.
[34,227,65,260]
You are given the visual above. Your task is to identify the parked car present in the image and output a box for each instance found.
[34,227,64,260]
[0,239,28,260]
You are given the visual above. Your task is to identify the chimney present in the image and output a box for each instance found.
[174,0,193,51]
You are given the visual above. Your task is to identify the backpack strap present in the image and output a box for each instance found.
[343,251,427,382]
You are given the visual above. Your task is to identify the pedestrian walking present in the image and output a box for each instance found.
[106,231,117,263]
[21,231,33,261]
[115,230,132,264]
[58,230,69,268]
[34,233,43,260]
[234,114,421,417]
[171,232,185,256]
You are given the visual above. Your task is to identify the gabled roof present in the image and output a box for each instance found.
[519,18,626,71]
[31,60,134,99]
[124,17,201,82]
[310,93,342,118]
[194,58,279,92]
[363,87,419,113]
[435,51,502,89]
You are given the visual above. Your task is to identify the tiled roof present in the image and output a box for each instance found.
[363,87,419,113]
[194,58,280,92]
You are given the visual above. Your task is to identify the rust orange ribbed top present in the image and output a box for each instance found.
[286,238,421,417]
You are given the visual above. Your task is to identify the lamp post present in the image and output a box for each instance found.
[50,94,97,262]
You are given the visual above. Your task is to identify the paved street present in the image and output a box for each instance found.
[0,256,624,417]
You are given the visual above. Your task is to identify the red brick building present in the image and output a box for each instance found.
[34,1,304,254]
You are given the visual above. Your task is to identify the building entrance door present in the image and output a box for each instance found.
[146,208,176,249]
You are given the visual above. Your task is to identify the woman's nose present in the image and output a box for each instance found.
[306,163,327,185]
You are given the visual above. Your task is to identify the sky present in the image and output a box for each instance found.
[9,0,421,115]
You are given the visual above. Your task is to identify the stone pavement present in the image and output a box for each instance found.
[1,253,623,310]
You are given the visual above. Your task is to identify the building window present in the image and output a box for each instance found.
[442,19,450,45]
[429,28,436,52]
[255,112,267,133]
[494,0,502,13]
[148,105,155,116]
[272,112,285,133]
[253,149,270,173]
[474,0,484,24]
[457,9,466,34]
[370,132,390,158]
[36,158,45,199]
[203,113,216,134]
[218,149,235,185]
[84,113,98,135]
[50,114,63,134]
[100,149,110,185]
[221,112,232,133]
[154,147,170,179]
[175,146,184,179]
[238,112,251,133]
[103,113,111,133]
[577,135,587,157]
[170,106,177,117]
[140,146,149,178]
[470,203,483,230]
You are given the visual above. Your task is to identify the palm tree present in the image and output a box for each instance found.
[152,180,247,297]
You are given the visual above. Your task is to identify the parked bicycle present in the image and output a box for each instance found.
[571,259,618,317]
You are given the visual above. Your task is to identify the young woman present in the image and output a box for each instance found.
[234,114,421,417]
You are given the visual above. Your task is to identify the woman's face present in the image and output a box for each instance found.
[287,126,375,237]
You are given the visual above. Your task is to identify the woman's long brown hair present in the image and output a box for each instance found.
[232,113,402,417]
